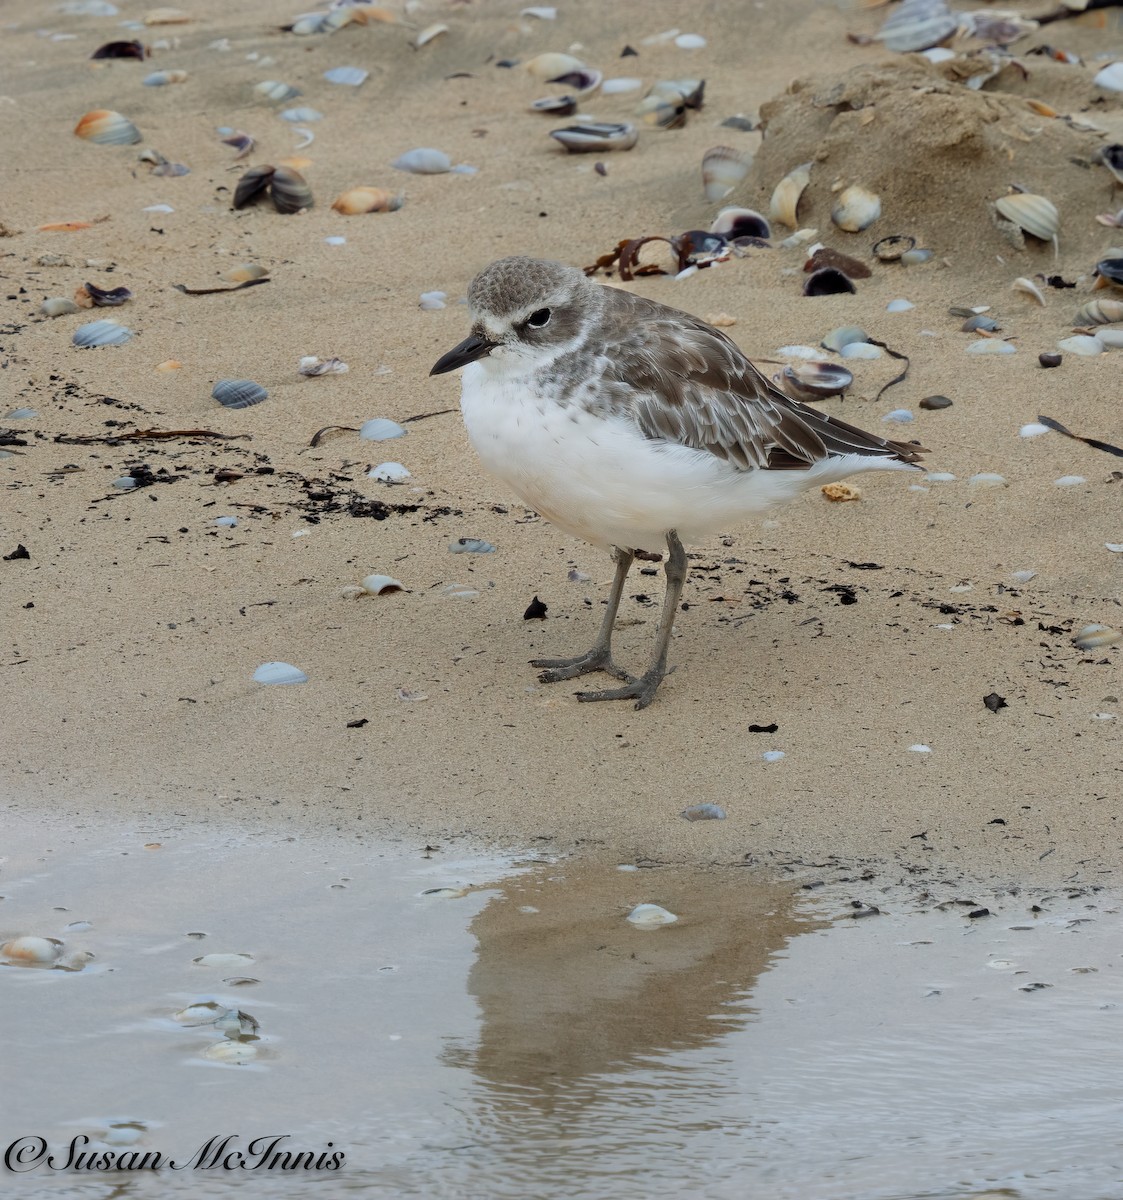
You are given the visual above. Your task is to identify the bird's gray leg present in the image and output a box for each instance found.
[532,546,636,683]
[576,530,687,710]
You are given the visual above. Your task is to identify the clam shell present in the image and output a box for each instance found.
[41,297,81,317]
[233,164,276,209]
[412,22,449,48]
[523,52,586,80]
[901,248,934,265]
[831,185,881,233]
[876,0,958,53]
[253,661,307,684]
[392,148,451,174]
[651,79,705,108]
[530,94,577,115]
[1073,623,1121,650]
[269,165,313,213]
[626,904,678,928]
[549,122,638,152]
[1093,63,1123,94]
[73,319,133,347]
[993,193,1058,243]
[223,263,268,283]
[212,379,268,408]
[368,462,410,483]
[174,1001,226,1026]
[81,282,132,307]
[74,109,142,146]
[873,234,915,262]
[255,80,302,103]
[361,574,404,595]
[779,360,853,402]
[91,39,146,60]
[1076,299,1123,325]
[1094,257,1123,288]
[803,268,856,296]
[701,145,750,203]
[331,187,404,214]
[548,68,602,95]
[201,1041,258,1064]
[769,162,811,230]
[709,207,770,239]
[635,95,686,130]
[821,325,870,352]
[1056,335,1102,357]
[359,418,406,441]
[1,936,64,964]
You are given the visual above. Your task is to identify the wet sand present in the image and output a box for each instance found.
[1,0,1122,887]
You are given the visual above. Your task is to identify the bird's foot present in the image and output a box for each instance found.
[575,665,674,711]
[531,647,633,684]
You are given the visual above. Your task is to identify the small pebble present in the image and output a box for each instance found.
[1038,352,1062,368]
[919,395,952,410]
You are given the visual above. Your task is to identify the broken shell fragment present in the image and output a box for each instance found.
[993,192,1059,246]
[412,22,449,49]
[369,462,410,483]
[74,109,142,146]
[550,122,638,153]
[449,538,496,554]
[213,379,268,409]
[1073,624,1121,650]
[73,319,133,347]
[254,80,302,103]
[298,356,348,376]
[548,67,602,95]
[253,662,307,685]
[219,129,255,159]
[635,94,687,130]
[1076,299,1123,325]
[804,268,856,296]
[710,207,770,239]
[769,162,811,230]
[392,148,451,174]
[531,94,577,116]
[701,145,750,203]
[831,185,881,233]
[778,360,854,402]
[1093,63,1123,94]
[873,234,915,262]
[1012,276,1046,306]
[651,78,705,109]
[1094,257,1123,288]
[80,282,132,307]
[361,574,404,595]
[1098,144,1123,185]
[41,297,82,317]
[331,187,403,214]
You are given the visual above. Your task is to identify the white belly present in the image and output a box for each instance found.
[460,364,912,554]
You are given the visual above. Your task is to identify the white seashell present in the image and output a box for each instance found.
[1076,299,1123,325]
[174,1001,226,1026]
[419,291,447,310]
[701,145,750,203]
[920,46,956,63]
[359,418,406,440]
[323,66,368,86]
[41,297,81,317]
[1019,422,1051,438]
[968,473,1008,487]
[6,407,37,418]
[908,744,932,753]
[73,319,132,347]
[1095,328,1123,349]
[254,80,301,103]
[279,107,323,122]
[324,235,346,245]
[682,803,726,821]
[550,122,638,152]
[442,583,479,599]
[143,204,175,213]
[886,298,914,312]
[1012,276,1046,306]
[994,193,1059,244]
[1105,543,1123,553]
[626,903,678,927]
[675,33,706,49]
[877,0,958,52]
[212,379,267,408]
[926,471,956,482]
[1073,623,1121,649]
[769,162,811,229]
[831,185,881,233]
[839,342,882,360]
[412,22,449,48]
[882,409,915,423]
[776,344,822,359]
[601,77,642,95]
[368,462,410,483]
[523,52,587,80]
[113,476,138,489]
[214,1008,259,1037]
[709,207,770,239]
[965,339,1016,354]
[761,750,785,762]
[1093,63,1123,93]
[449,538,496,554]
[298,356,348,376]
[74,109,142,146]
[901,248,934,265]
[821,325,869,352]
[1,936,64,964]
[201,1041,258,1065]
[392,148,451,174]
[252,662,307,684]
[214,516,238,527]
[1054,475,1087,487]
[1057,335,1102,357]
[361,574,404,595]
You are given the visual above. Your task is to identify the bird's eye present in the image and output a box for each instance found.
[526,307,551,328]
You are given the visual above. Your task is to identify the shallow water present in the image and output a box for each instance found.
[2,819,1122,1199]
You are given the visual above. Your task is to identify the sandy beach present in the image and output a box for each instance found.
[2,0,1121,887]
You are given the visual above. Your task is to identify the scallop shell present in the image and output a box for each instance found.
[74,109,142,146]
[1076,299,1123,325]
[701,145,750,203]
[255,80,302,103]
[412,22,449,48]
[1,936,64,964]
[361,574,404,595]
[331,187,404,214]
[530,94,577,116]
[993,193,1058,244]
[212,379,268,408]
[549,122,638,152]
[769,162,811,230]
[523,52,586,80]
[41,297,81,317]
[831,185,881,233]
[709,207,770,239]
[876,0,958,53]
[359,418,406,441]
[73,319,133,347]
[233,164,276,209]
[253,661,307,684]
[269,165,313,213]
[1073,623,1121,650]
[778,360,854,402]
[392,148,451,174]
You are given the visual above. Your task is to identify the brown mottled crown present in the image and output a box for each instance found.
[467,256,591,321]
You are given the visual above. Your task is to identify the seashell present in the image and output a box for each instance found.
[78,282,132,307]
[651,79,705,109]
[1076,298,1123,326]
[1,936,64,964]
[778,360,853,402]
[361,574,404,595]
[214,516,238,527]
[831,185,881,233]
[252,662,307,684]
[803,267,855,296]
[805,247,870,280]
[233,164,276,209]
[224,263,268,283]
[419,291,447,310]
[113,475,137,490]
[961,314,1000,332]
[368,462,410,483]
[144,6,191,23]
[523,52,586,80]
[155,359,182,372]
[174,1001,226,1026]
[769,162,811,230]
[41,297,81,317]
[1093,63,1123,93]
[709,207,769,239]
[279,107,323,122]
[1096,328,1123,348]
[873,234,915,262]
[213,379,268,408]
[254,80,301,103]
[675,32,706,49]
[1096,144,1123,185]
[349,6,398,25]
[522,6,557,18]
[142,69,188,85]
[73,319,132,347]
[1094,257,1123,288]
[151,160,190,177]
[288,12,330,35]
[876,0,958,53]
[219,129,255,159]
[965,339,1016,354]
[442,583,479,599]
[901,248,934,265]
[682,803,725,821]
[413,22,449,48]
[449,538,496,554]
[392,148,451,174]
[331,186,403,214]
[839,341,882,360]
[701,145,750,203]
[201,1041,258,1064]
[882,408,914,423]
[968,473,1008,487]
[601,77,642,95]
[635,95,686,130]
[1073,623,1121,650]
[1012,276,1045,306]
[74,109,142,146]
[298,356,348,375]
[359,418,406,441]
[323,66,368,86]
[214,1008,259,1038]
[886,298,914,312]
[91,39,146,59]
[7,407,38,419]
[531,94,577,116]
[269,165,313,213]
[993,193,1058,246]
[550,122,638,153]
[1057,335,1102,357]
[626,904,678,928]
[548,68,602,95]
[821,326,869,352]
[1055,475,1087,487]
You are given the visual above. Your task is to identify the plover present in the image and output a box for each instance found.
[431,256,924,709]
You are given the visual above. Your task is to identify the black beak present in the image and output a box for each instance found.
[430,333,497,376]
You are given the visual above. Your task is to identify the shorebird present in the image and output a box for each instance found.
[431,256,923,708]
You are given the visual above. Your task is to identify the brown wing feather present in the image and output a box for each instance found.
[598,290,924,472]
